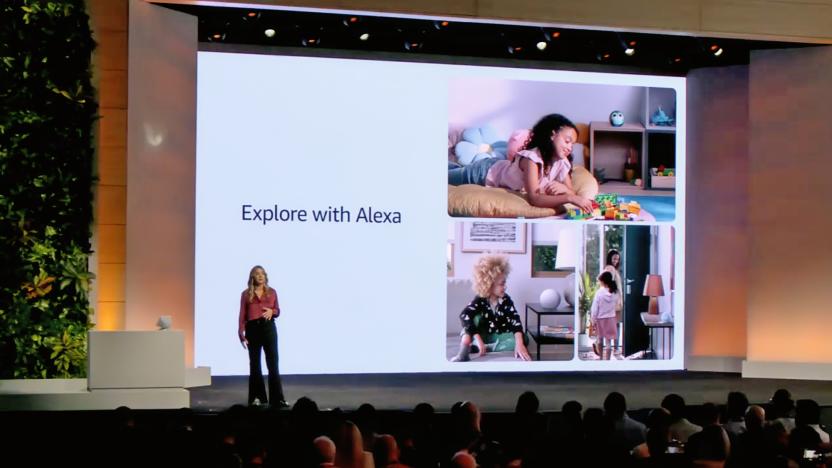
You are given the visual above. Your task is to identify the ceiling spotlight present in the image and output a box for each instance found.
[246,12,258,18]
[302,37,320,47]
[710,44,724,56]
[551,31,561,38]
[673,57,682,63]
[209,33,225,41]
[404,41,422,51]
[359,33,370,41]
[507,45,524,55]
[434,20,450,29]
[264,28,275,38]
[596,52,611,61]
[536,41,547,51]
[617,34,635,56]
[343,16,360,26]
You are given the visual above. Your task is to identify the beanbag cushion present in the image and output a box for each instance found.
[448,184,556,218]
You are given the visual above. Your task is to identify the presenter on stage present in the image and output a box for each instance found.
[238,265,288,408]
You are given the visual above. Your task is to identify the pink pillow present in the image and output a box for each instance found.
[507,129,531,161]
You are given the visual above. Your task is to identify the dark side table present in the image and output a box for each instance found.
[640,312,674,359]
[525,302,575,361]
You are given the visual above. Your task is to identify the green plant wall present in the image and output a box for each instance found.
[0,0,97,378]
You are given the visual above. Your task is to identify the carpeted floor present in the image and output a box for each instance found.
[625,195,676,222]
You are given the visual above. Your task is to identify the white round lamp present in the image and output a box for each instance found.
[539,289,561,309]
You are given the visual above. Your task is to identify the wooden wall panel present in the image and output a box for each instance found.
[88,0,129,332]
[158,0,832,42]
[746,46,832,365]
[98,146,127,186]
[479,0,702,32]
[99,70,127,109]
[96,225,126,264]
[95,186,127,225]
[702,0,832,42]
[96,264,126,303]
[685,66,750,361]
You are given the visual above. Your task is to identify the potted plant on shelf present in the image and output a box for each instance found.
[623,146,638,183]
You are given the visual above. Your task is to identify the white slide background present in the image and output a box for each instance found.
[195,52,686,374]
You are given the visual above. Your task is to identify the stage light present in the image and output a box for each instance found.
[359,33,370,41]
[596,52,611,61]
[507,45,524,55]
[302,37,320,47]
[209,32,225,41]
[264,28,275,38]
[710,44,724,56]
[551,31,561,39]
[404,41,422,51]
[343,16,360,26]
[246,12,259,19]
[535,28,556,51]
[618,34,635,56]
[434,20,450,29]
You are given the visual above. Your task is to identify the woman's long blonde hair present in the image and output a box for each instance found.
[246,265,270,302]
[472,254,510,298]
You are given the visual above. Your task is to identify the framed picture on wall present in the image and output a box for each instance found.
[461,222,526,254]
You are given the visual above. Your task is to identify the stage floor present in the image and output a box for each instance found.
[190,371,832,413]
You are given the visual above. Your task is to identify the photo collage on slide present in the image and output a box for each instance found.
[445,77,678,363]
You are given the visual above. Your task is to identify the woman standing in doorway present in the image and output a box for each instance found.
[238,265,288,408]
[603,249,624,312]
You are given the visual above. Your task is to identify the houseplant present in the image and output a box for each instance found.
[623,146,639,182]
[0,0,97,378]
[578,271,599,339]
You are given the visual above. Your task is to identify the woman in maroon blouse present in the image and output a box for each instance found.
[238,265,287,407]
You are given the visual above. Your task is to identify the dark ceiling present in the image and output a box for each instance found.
[163,3,812,74]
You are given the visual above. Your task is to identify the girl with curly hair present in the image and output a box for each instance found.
[451,255,531,362]
[448,114,593,214]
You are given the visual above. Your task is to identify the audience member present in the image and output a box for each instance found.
[726,405,766,468]
[661,393,702,443]
[769,388,796,433]
[686,403,731,462]
[796,399,830,444]
[604,391,647,450]
[724,391,749,441]
[312,436,337,468]
[373,434,410,468]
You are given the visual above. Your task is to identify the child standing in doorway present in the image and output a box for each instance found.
[591,271,620,360]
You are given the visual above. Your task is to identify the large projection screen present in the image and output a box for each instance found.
[195,51,685,374]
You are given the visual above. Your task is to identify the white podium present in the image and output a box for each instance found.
[89,330,185,389]
[0,330,210,410]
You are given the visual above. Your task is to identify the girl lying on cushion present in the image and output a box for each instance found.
[448,114,593,214]
[451,254,532,362]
